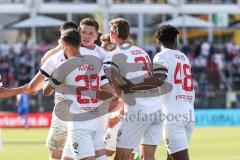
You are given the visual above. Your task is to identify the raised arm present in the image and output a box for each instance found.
[40,45,62,65]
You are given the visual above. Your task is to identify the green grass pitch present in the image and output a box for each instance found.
[0,127,240,160]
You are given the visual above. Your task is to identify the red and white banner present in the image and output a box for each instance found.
[0,113,52,128]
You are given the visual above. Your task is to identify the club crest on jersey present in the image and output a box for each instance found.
[78,64,94,71]
[117,130,122,143]
[105,133,111,141]
[72,142,79,154]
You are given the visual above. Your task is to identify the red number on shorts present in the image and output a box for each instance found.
[134,56,152,81]
[75,74,99,104]
[174,63,193,91]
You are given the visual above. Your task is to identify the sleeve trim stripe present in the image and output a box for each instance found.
[103,62,119,70]
[40,69,51,78]
[51,78,62,86]
[153,72,168,76]
[153,70,168,75]
[153,68,168,73]
[101,75,107,81]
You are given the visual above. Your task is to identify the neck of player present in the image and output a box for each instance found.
[117,39,129,46]
[161,43,177,50]
[66,47,80,58]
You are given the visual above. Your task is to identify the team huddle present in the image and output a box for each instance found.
[0,18,195,160]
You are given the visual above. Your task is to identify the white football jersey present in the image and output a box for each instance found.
[0,74,2,87]
[49,55,109,131]
[40,46,108,105]
[103,44,162,114]
[80,45,107,62]
[153,48,195,122]
[40,50,66,105]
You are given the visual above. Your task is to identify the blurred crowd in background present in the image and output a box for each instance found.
[0,0,238,4]
[0,37,240,112]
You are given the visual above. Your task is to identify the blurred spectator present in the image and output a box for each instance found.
[16,93,30,128]
[201,41,211,58]
[12,42,23,56]
[0,40,10,59]
[226,41,239,61]
[213,48,227,89]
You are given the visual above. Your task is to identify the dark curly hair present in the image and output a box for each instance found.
[155,24,179,47]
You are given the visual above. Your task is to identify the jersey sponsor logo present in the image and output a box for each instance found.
[79,107,98,113]
[176,94,193,103]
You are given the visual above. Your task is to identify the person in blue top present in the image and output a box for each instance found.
[16,93,30,128]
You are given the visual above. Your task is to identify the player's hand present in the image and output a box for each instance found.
[107,116,120,128]
[21,83,37,95]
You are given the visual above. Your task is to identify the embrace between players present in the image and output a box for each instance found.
[1,17,195,160]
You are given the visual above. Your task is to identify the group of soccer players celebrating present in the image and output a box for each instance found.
[0,17,195,160]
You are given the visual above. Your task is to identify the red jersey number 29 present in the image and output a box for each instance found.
[174,63,193,91]
[75,74,99,104]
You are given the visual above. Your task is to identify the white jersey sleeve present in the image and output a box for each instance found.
[103,53,119,74]
[153,53,168,77]
[95,46,108,61]
[40,57,56,79]
[0,74,3,87]
[40,50,65,78]
[99,67,109,86]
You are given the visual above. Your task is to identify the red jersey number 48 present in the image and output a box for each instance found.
[174,63,193,91]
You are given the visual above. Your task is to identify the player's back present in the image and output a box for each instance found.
[154,48,195,122]
[111,45,152,84]
[52,55,108,131]
[104,44,161,114]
